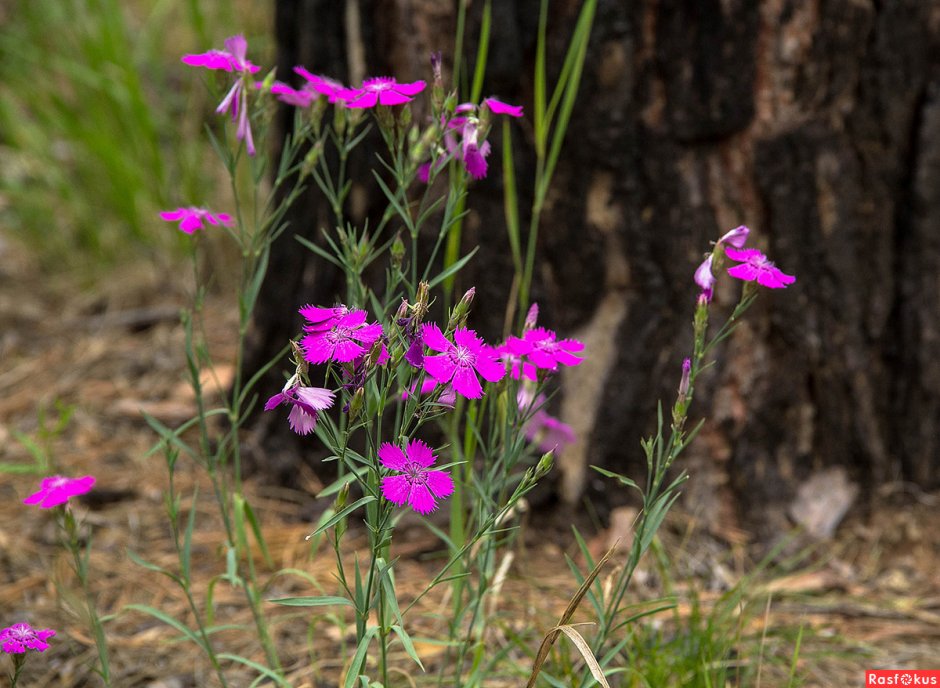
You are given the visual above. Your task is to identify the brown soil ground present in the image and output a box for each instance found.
[1,239,938,686]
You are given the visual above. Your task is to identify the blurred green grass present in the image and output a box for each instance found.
[0,0,272,271]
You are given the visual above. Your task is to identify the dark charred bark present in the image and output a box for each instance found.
[248,0,940,535]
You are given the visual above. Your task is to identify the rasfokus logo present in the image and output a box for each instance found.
[866,670,940,685]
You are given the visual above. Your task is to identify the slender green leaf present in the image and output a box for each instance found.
[270,595,353,608]
[311,496,376,537]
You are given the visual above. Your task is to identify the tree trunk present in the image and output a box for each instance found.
[247,0,940,535]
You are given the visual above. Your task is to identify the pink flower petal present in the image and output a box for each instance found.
[484,97,524,117]
[331,339,365,362]
[301,334,334,364]
[408,482,437,514]
[381,474,411,506]
[473,349,506,383]
[294,387,335,411]
[287,405,318,435]
[425,470,455,499]
[451,365,483,399]
[406,439,436,468]
[421,323,453,353]
[423,354,457,384]
[378,443,408,471]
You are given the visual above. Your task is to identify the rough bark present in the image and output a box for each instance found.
[248,0,940,535]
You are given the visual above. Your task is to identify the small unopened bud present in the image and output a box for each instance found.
[367,339,386,367]
[333,103,347,137]
[390,233,406,269]
[375,104,394,133]
[290,340,309,376]
[395,298,410,322]
[260,68,277,92]
[535,451,554,479]
[524,303,540,332]
[347,387,365,422]
[301,141,325,179]
[678,358,691,399]
[398,104,412,130]
[430,51,444,113]
[447,287,476,330]
[334,482,349,510]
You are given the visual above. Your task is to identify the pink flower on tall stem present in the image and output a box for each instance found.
[182,35,260,155]
[694,254,716,301]
[159,207,234,234]
[301,310,383,364]
[268,81,315,108]
[339,77,426,108]
[724,247,796,288]
[1,623,55,654]
[264,385,334,435]
[483,97,524,118]
[23,476,95,509]
[505,328,584,372]
[294,67,348,102]
[420,324,505,399]
[379,439,454,514]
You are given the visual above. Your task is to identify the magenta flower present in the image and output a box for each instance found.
[694,254,716,301]
[299,304,350,333]
[420,324,505,399]
[505,327,584,372]
[159,207,234,234]
[0,623,55,654]
[23,475,95,509]
[301,310,383,364]
[498,345,538,381]
[264,385,334,435]
[182,35,260,155]
[294,67,348,102]
[379,439,454,514]
[724,247,796,288]
[339,77,426,108]
[517,389,576,452]
[484,97,524,118]
[460,119,489,179]
[267,81,315,108]
[718,225,750,248]
[526,413,576,453]
[182,35,259,73]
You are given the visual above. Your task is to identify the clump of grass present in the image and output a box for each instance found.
[0,0,266,270]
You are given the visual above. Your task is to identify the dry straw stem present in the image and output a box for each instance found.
[525,539,619,688]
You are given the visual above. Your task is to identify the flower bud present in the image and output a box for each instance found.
[333,102,347,137]
[395,298,410,323]
[448,287,476,329]
[347,387,365,422]
[678,358,691,400]
[334,482,349,510]
[390,233,406,269]
[524,303,540,332]
[398,103,412,131]
[301,141,324,179]
[375,104,394,134]
[414,281,431,321]
[535,451,554,479]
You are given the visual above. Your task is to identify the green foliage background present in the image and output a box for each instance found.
[0,0,270,269]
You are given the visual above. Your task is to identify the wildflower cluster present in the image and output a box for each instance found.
[694,225,795,301]
[263,291,583,513]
